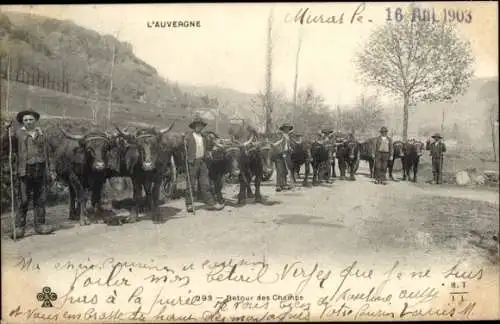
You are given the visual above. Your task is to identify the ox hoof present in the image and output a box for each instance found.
[255,195,263,203]
[80,219,91,226]
[247,193,255,199]
[237,199,246,206]
[302,182,311,188]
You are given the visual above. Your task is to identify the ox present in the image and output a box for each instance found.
[114,123,175,223]
[401,140,425,182]
[387,140,405,180]
[232,134,269,205]
[358,138,377,178]
[56,128,112,226]
[310,139,336,185]
[336,138,360,181]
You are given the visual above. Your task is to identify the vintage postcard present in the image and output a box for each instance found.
[1,2,498,322]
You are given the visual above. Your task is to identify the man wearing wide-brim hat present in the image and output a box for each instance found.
[274,122,294,192]
[3,110,55,239]
[184,115,224,212]
[426,133,447,184]
[374,126,394,185]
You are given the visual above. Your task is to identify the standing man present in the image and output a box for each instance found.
[184,116,224,213]
[275,122,294,192]
[3,110,55,239]
[374,126,393,185]
[426,133,446,184]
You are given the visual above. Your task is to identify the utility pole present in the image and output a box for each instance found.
[264,8,274,134]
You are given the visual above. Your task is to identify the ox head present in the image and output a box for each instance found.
[227,134,257,177]
[393,141,405,158]
[345,139,359,160]
[58,127,111,171]
[407,140,425,156]
[114,122,175,171]
[257,142,274,177]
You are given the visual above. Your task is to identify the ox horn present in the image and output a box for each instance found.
[243,134,256,147]
[159,121,176,134]
[113,124,132,138]
[58,126,84,141]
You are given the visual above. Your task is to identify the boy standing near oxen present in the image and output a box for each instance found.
[426,133,446,184]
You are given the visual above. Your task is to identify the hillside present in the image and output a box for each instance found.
[383,77,498,149]
[0,10,228,120]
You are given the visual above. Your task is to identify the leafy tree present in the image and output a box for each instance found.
[355,4,474,140]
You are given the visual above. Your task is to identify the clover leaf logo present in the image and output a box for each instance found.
[36,286,57,307]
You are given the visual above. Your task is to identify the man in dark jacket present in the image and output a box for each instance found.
[3,110,55,239]
[374,126,393,185]
[274,123,294,192]
[183,116,224,213]
[426,133,446,184]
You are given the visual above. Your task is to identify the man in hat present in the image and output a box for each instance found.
[184,116,224,212]
[275,122,294,192]
[426,133,446,184]
[374,126,393,185]
[3,110,55,239]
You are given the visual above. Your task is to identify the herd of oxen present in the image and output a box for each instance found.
[41,123,424,226]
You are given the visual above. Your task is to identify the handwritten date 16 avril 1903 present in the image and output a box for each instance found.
[284,3,472,25]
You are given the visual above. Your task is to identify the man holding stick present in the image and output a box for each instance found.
[426,133,446,184]
[183,115,224,213]
[3,110,55,240]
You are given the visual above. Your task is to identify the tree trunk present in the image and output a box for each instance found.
[107,41,116,128]
[402,94,409,141]
[292,30,302,123]
[264,10,273,134]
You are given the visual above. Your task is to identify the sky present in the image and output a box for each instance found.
[2,2,498,108]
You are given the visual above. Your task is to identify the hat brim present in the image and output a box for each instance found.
[189,121,207,129]
[279,125,294,132]
[431,135,443,139]
[16,110,40,124]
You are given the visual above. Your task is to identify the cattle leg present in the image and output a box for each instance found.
[326,160,333,184]
[368,159,375,178]
[68,185,79,221]
[237,173,248,205]
[213,174,224,203]
[90,180,106,223]
[143,180,156,222]
[332,159,337,178]
[130,178,142,223]
[254,174,263,203]
[312,164,319,186]
[413,158,419,182]
[338,159,346,180]
[388,158,394,180]
[302,162,311,187]
[349,160,356,181]
[151,180,163,222]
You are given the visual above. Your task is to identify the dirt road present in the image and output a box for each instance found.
[2,163,498,266]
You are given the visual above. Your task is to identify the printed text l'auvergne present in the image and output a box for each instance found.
[147,20,201,28]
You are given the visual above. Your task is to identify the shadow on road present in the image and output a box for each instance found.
[272,214,344,229]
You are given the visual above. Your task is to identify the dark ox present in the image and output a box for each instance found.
[289,137,312,187]
[336,139,360,181]
[232,134,270,205]
[56,127,112,226]
[387,140,405,180]
[114,123,175,223]
[358,137,377,178]
[401,140,425,182]
[310,140,336,185]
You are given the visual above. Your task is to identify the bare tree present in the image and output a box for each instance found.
[264,9,274,134]
[291,28,303,123]
[355,4,474,140]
